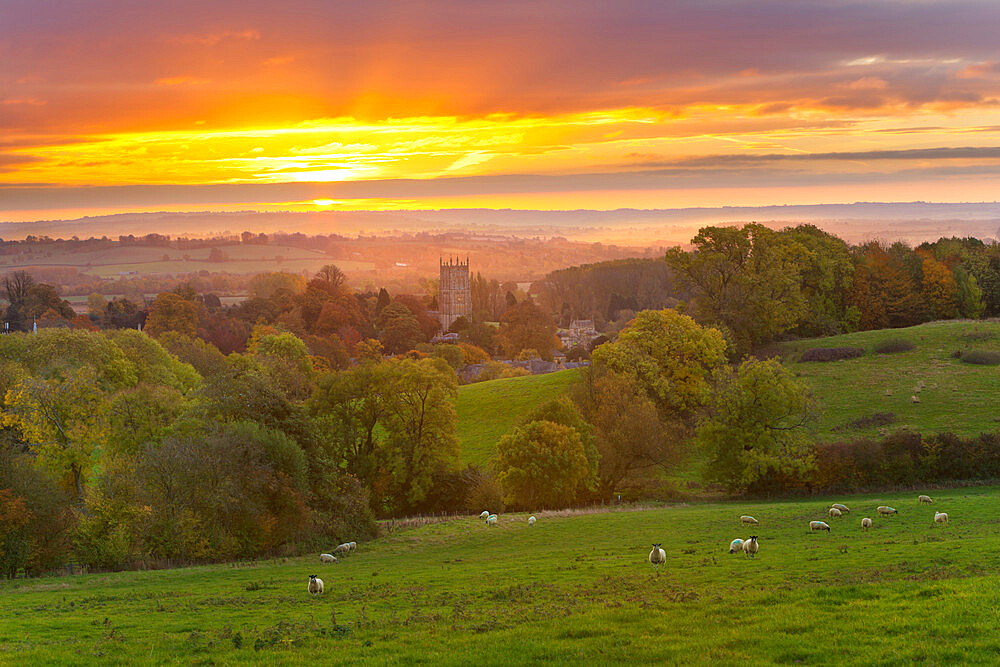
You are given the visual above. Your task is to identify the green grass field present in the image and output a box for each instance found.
[777,320,1000,442]
[455,369,581,466]
[3,485,999,664]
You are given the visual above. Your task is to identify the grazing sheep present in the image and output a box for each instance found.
[877,506,898,517]
[480,511,490,519]
[829,507,843,518]
[348,542,357,551]
[487,514,497,525]
[831,503,850,513]
[934,512,949,524]
[649,543,666,569]
[729,538,744,554]
[740,515,759,526]
[333,543,350,556]
[861,517,873,531]
[918,495,933,504]
[810,521,831,532]
[319,553,338,564]
[528,516,536,526]
[911,395,920,404]
[308,575,324,595]
[742,536,759,559]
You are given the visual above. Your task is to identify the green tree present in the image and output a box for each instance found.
[145,292,201,338]
[497,301,558,360]
[520,396,598,495]
[248,272,306,300]
[376,302,424,354]
[590,308,727,423]
[2,367,108,503]
[666,224,808,353]
[698,357,815,493]
[495,420,590,509]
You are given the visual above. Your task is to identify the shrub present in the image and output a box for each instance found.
[833,412,897,432]
[873,338,915,354]
[799,347,864,362]
[463,469,505,514]
[960,350,1000,366]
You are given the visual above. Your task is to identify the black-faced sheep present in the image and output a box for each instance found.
[308,575,324,595]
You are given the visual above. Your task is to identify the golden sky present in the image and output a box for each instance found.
[3,1,1000,223]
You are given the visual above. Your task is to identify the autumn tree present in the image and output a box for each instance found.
[376,302,424,354]
[495,421,591,509]
[144,292,201,337]
[920,255,959,320]
[497,301,558,360]
[698,357,815,493]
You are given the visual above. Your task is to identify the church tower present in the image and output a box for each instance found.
[439,256,471,331]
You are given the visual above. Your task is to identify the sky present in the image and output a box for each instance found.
[2,0,1000,223]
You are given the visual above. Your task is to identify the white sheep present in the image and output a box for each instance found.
[918,495,933,504]
[308,574,324,595]
[479,511,490,519]
[877,506,898,517]
[649,543,666,569]
[861,517,872,531]
[742,536,759,559]
[319,553,338,564]
[810,520,831,532]
[829,507,843,518]
[729,538,744,554]
[528,516,536,526]
[486,514,497,525]
[934,512,949,524]
[831,503,850,513]
[740,515,759,526]
[333,543,350,556]
[348,542,357,551]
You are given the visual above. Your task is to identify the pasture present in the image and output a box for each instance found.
[3,485,999,665]
[778,320,1000,441]
[455,368,581,466]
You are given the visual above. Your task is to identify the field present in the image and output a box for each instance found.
[777,320,1000,441]
[3,485,999,664]
[455,369,581,466]
[0,243,374,277]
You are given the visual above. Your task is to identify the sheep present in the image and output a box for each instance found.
[319,553,338,564]
[740,515,759,526]
[486,514,497,525]
[810,520,831,532]
[831,503,850,513]
[877,506,898,517]
[861,517,872,531]
[332,543,350,556]
[829,507,843,518]
[308,575,324,595]
[528,516,536,526]
[911,395,920,404]
[479,511,490,519]
[348,542,357,551]
[649,543,666,569]
[918,495,933,504]
[729,538,744,554]
[934,512,949,524]
[742,536,759,559]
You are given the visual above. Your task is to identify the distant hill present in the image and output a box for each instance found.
[4,201,1000,245]
[776,320,1000,441]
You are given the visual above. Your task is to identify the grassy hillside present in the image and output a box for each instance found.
[456,369,581,467]
[777,320,1000,441]
[4,485,999,664]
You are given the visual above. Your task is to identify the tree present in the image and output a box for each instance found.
[574,369,674,499]
[248,272,306,300]
[590,309,727,423]
[145,292,201,337]
[497,301,558,360]
[2,368,108,503]
[920,255,959,320]
[102,297,144,329]
[315,264,346,292]
[495,420,590,509]
[520,396,598,497]
[24,283,74,321]
[697,358,815,493]
[376,302,423,354]
[666,224,808,353]
[375,288,391,315]
[86,293,107,318]
[380,358,459,512]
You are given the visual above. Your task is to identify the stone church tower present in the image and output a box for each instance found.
[439,256,472,331]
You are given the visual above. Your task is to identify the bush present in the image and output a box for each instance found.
[463,469,505,514]
[960,350,1000,366]
[800,347,864,362]
[833,412,897,432]
[873,338,915,354]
